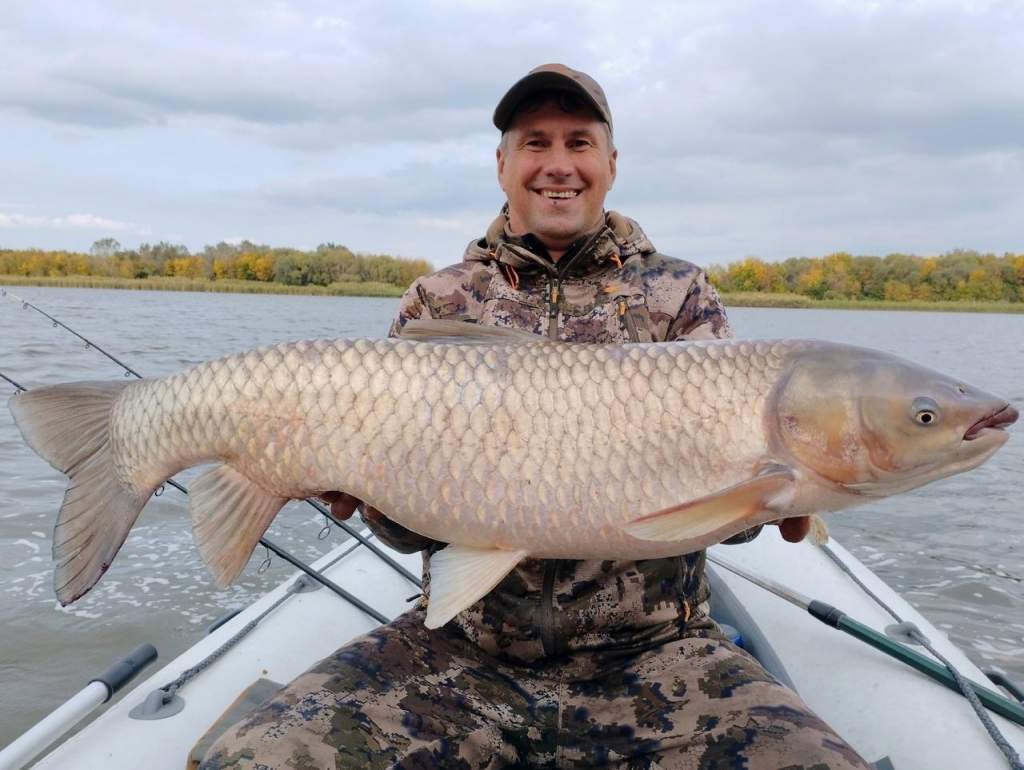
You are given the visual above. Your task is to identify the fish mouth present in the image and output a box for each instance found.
[964,404,1019,440]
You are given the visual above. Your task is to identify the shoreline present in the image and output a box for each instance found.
[719,292,1024,314]
[1,276,1022,313]
[0,275,406,297]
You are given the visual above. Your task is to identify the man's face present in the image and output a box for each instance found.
[497,99,617,255]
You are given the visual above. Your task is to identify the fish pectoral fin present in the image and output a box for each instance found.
[190,465,289,588]
[399,319,543,345]
[424,545,528,629]
[621,468,796,544]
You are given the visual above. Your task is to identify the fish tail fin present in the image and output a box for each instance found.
[8,381,149,604]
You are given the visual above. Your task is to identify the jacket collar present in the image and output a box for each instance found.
[463,206,655,278]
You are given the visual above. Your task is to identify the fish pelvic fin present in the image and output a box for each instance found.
[425,545,528,629]
[621,468,797,544]
[8,381,147,605]
[808,513,830,545]
[399,319,543,345]
[190,464,288,588]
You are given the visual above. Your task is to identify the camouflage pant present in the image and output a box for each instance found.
[200,608,870,770]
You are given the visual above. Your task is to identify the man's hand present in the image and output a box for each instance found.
[317,491,383,523]
[771,516,811,543]
[317,492,437,554]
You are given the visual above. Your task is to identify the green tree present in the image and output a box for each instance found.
[90,237,121,257]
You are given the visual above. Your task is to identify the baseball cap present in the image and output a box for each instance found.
[493,63,613,134]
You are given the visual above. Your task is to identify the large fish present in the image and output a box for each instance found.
[7,320,1018,628]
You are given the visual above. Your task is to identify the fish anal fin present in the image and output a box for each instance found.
[425,545,528,629]
[399,319,543,345]
[190,465,288,588]
[622,468,796,544]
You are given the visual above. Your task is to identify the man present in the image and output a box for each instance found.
[201,64,869,769]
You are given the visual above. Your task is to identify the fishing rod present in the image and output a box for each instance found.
[1,288,143,378]
[1,287,420,589]
[708,552,1024,766]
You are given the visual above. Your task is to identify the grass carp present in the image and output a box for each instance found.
[8,320,1017,628]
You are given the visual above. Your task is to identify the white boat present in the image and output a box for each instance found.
[5,528,1024,770]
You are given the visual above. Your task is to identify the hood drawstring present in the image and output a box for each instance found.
[502,262,520,291]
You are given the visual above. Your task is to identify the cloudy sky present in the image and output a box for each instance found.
[1,0,1021,267]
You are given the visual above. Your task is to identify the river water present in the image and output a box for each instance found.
[0,287,1021,746]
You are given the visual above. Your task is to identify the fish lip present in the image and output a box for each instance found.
[964,404,1019,440]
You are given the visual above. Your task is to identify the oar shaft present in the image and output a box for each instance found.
[816,606,1024,728]
[709,553,1024,728]
[0,682,109,770]
[0,643,158,770]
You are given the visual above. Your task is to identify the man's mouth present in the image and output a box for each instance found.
[537,189,581,199]
[964,404,1019,440]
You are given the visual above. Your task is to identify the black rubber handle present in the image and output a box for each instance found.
[90,643,158,702]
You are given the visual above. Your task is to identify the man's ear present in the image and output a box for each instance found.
[608,148,618,189]
[496,146,507,192]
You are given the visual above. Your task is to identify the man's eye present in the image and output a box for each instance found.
[570,140,593,149]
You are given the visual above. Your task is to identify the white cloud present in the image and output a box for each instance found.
[0,211,149,234]
[0,0,1020,260]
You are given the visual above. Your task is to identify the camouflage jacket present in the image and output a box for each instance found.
[371,209,748,669]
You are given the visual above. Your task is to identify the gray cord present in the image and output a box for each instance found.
[821,543,1023,770]
[158,577,306,697]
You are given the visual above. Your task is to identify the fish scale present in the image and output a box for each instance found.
[8,323,1015,623]
[107,337,787,559]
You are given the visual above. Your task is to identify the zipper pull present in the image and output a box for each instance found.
[549,279,560,317]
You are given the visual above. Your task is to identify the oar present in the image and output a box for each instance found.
[0,644,157,770]
[707,553,1024,729]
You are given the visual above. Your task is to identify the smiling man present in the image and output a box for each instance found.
[201,64,868,770]
[496,90,616,262]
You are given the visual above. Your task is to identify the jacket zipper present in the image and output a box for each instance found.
[540,559,563,656]
[547,277,560,339]
[619,299,641,343]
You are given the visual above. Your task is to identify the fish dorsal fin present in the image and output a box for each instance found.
[425,545,528,629]
[399,319,543,345]
[621,468,796,544]
[190,464,289,587]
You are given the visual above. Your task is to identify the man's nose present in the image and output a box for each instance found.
[541,146,575,178]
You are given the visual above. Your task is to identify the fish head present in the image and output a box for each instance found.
[774,345,1017,498]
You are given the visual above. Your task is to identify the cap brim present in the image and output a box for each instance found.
[493,71,608,132]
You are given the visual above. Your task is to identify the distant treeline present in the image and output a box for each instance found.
[0,238,433,289]
[708,250,1024,302]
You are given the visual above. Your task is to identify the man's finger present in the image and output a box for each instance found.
[321,492,360,520]
[776,516,811,543]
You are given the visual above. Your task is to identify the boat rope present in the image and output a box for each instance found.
[819,543,1023,770]
[160,576,307,698]
[1,287,421,589]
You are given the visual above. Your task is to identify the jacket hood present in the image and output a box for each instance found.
[463,208,656,276]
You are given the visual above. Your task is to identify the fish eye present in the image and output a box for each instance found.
[912,397,940,426]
